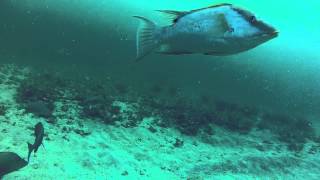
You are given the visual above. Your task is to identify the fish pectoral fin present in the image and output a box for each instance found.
[212,13,232,34]
[156,10,188,24]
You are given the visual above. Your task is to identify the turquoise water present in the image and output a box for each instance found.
[0,1,320,179]
[1,0,319,116]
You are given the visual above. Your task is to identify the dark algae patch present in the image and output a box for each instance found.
[16,72,66,119]
[213,101,258,134]
[0,104,6,116]
[257,113,316,151]
[14,69,319,153]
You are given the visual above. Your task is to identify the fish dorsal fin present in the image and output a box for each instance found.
[156,10,188,24]
[189,3,233,14]
[191,3,232,12]
[157,4,232,25]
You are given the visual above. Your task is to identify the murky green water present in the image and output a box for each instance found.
[0,1,320,178]
[1,0,319,116]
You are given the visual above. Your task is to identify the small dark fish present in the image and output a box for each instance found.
[0,152,28,178]
[27,122,44,162]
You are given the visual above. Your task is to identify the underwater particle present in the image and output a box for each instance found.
[73,129,91,137]
[31,163,39,169]
[27,122,45,163]
[0,152,28,178]
[154,117,170,128]
[139,169,146,176]
[121,171,128,176]
[133,3,278,60]
[173,138,184,148]
[148,126,157,133]
[81,160,94,169]
[46,117,57,124]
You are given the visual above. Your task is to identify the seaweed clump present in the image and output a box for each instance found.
[75,81,143,127]
[145,97,216,136]
[16,72,66,119]
[0,103,6,116]
[213,101,258,134]
[142,96,259,136]
[257,113,316,152]
[75,83,115,124]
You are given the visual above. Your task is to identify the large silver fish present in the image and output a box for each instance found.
[133,3,278,60]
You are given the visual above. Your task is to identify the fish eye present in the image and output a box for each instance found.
[250,16,256,23]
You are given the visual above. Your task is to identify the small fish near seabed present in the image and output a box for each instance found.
[27,122,45,162]
[0,152,28,179]
[133,3,278,60]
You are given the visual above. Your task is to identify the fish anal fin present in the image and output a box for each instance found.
[204,51,228,56]
[156,51,193,55]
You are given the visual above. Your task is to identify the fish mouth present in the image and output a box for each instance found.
[261,31,278,38]
[269,31,279,37]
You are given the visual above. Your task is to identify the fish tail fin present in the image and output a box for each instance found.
[133,16,160,61]
[27,142,33,162]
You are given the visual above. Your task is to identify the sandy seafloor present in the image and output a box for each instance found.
[0,64,320,180]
